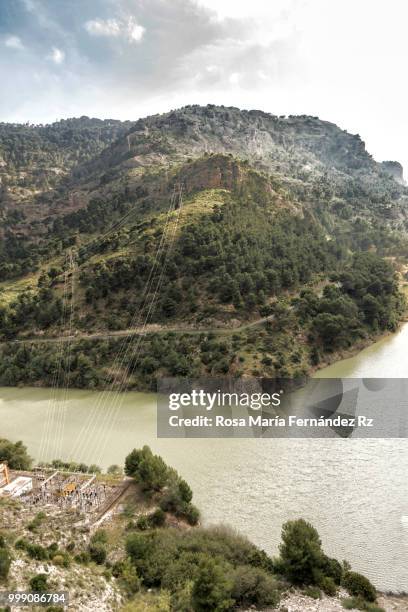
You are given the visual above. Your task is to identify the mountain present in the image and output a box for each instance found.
[0,105,406,389]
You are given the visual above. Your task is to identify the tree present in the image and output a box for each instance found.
[0,439,31,469]
[107,464,122,475]
[125,446,168,492]
[279,519,325,584]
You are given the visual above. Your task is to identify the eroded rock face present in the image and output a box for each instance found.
[381,161,405,184]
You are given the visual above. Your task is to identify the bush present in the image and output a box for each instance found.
[120,559,141,595]
[15,538,29,550]
[231,565,280,608]
[303,585,321,599]
[30,573,48,593]
[90,530,108,545]
[89,543,107,565]
[74,551,90,564]
[343,571,377,602]
[136,515,150,531]
[149,508,166,528]
[319,575,337,596]
[26,543,49,560]
[191,557,234,612]
[341,597,385,611]
[177,502,200,526]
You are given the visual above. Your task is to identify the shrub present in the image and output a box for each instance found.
[52,555,65,566]
[90,529,108,545]
[161,551,203,591]
[150,508,166,528]
[136,515,150,531]
[26,543,49,561]
[303,585,321,599]
[231,565,280,608]
[341,597,385,611]
[30,573,48,593]
[15,538,29,550]
[120,558,141,595]
[177,502,200,526]
[191,557,234,612]
[343,571,377,602]
[28,513,45,532]
[319,575,337,596]
[89,543,107,565]
[74,551,90,564]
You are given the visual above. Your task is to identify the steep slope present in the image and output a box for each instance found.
[79,105,408,224]
[0,116,133,233]
[0,106,406,389]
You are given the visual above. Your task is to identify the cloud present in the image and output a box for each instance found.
[85,18,121,37]
[85,16,145,43]
[48,47,65,64]
[1,0,406,177]
[4,35,24,50]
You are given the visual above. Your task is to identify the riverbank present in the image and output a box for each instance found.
[312,327,396,376]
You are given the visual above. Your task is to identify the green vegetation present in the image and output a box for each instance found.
[29,573,48,593]
[125,446,200,525]
[0,248,404,391]
[0,438,31,469]
[341,597,385,611]
[0,442,384,610]
[0,537,11,582]
[343,571,377,602]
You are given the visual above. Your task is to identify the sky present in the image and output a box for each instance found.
[0,0,407,173]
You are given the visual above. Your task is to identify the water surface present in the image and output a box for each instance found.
[1,326,408,591]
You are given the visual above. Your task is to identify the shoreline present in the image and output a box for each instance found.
[5,321,406,394]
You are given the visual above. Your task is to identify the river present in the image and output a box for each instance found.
[1,325,408,592]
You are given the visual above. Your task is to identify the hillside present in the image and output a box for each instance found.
[0,105,406,389]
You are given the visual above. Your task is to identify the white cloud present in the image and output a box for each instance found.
[5,35,24,50]
[48,47,65,64]
[85,16,145,43]
[85,18,121,37]
[128,20,145,42]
